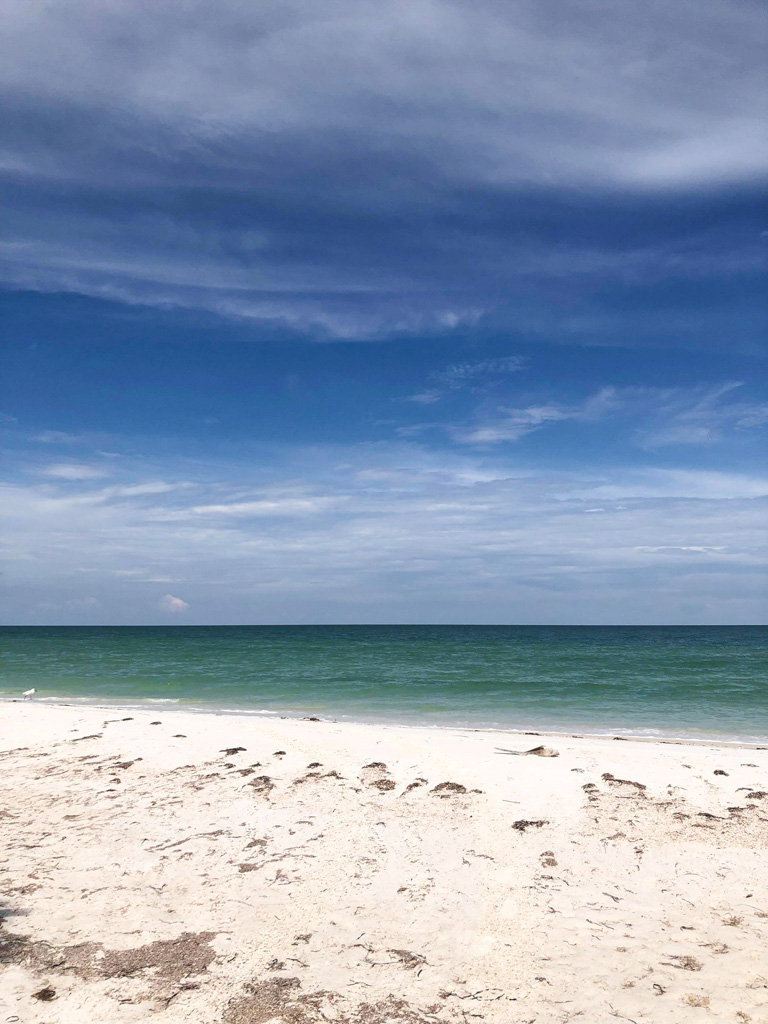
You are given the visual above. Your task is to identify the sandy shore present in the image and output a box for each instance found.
[1,703,767,1023]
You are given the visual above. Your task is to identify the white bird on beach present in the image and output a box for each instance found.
[22,688,36,698]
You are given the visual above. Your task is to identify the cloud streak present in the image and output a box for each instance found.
[450,383,768,448]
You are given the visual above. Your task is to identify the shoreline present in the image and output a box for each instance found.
[3,693,768,750]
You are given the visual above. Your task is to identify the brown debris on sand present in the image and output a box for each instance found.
[661,954,703,972]
[249,776,275,794]
[293,773,322,785]
[221,747,247,755]
[100,932,217,980]
[223,977,321,1024]
[683,994,711,1008]
[225,980,445,1024]
[387,948,427,969]
[430,782,467,795]
[368,779,396,792]
[512,819,548,832]
[0,929,216,983]
[224,973,446,1024]
[402,778,427,794]
[601,772,647,793]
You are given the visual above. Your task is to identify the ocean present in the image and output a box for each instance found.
[1,625,766,742]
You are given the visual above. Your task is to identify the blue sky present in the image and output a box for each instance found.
[1,0,766,624]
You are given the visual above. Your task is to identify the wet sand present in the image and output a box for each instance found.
[1,702,767,1022]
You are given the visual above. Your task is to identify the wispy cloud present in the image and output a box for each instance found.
[406,357,526,404]
[34,430,82,444]
[635,546,726,553]
[454,387,621,444]
[159,594,189,613]
[148,495,342,521]
[635,382,768,448]
[38,462,107,480]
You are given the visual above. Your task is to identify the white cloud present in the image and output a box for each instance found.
[38,463,107,480]
[1,442,766,624]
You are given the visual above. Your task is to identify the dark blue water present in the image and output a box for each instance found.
[1,625,766,740]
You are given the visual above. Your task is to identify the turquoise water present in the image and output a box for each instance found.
[0,626,766,741]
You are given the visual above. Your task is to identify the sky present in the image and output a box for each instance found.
[1,0,766,625]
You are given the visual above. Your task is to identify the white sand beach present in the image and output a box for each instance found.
[1,702,767,1023]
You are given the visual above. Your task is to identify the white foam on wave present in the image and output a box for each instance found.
[2,693,765,746]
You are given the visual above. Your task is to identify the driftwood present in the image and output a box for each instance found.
[495,745,559,758]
